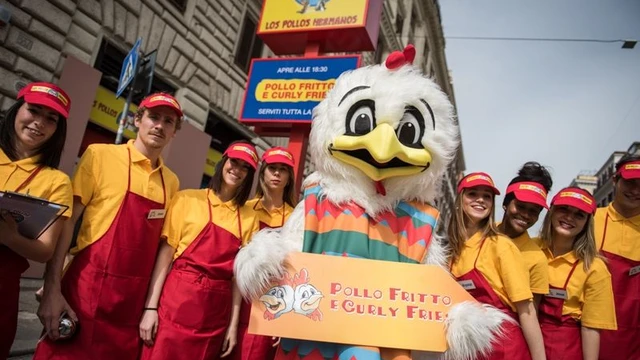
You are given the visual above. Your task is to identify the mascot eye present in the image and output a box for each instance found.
[302,290,310,299]
[396,106,425,148]
[345,100,376,135]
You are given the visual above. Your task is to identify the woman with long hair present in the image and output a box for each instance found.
[232,146,297,360]
[498,162,552,307]
[139,141,260,360]
[448,172,545,360]
[0,82,73,357]
[536,187,616,360]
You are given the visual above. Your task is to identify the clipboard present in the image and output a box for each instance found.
[0,191,69,239]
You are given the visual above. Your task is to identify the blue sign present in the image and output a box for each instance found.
[116,38,142,98]
[240,56,360,124]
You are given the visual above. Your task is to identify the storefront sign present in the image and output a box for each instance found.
[240,56,360,125]
[259,0,367,32]
[257,0,383,54]
[203,148,223,177]
[90,86,138,139]
[249,252,475,352]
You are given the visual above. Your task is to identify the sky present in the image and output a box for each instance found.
[439,0,640,229]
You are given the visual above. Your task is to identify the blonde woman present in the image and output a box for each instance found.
[535,187,617,360]
[448,172,545,360]
[232,147,297,360]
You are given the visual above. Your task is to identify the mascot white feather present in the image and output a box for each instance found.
[235,45,511,360]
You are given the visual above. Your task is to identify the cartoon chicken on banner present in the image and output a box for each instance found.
[235,45,511,360]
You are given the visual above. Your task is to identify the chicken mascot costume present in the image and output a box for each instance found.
[235,45,511,360]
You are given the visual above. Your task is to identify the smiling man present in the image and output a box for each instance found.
[33,93,182,360]
[596,153,640,360]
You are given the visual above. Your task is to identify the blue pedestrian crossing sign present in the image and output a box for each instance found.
[116,38,142,98]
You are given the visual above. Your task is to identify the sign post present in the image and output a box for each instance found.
[115,38,142,144]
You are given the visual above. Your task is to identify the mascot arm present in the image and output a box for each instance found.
[234,202,305,301]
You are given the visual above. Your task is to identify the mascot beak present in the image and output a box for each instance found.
[330,123,432,181]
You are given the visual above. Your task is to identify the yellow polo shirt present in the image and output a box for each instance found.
[451,232,533,312]
[71,140,179,254]
[536,239,617,330]
[162,189,259,259]
[511,231,549,295]
[595,205,640,261]
[246,197,294,229]
[0,148,72,220]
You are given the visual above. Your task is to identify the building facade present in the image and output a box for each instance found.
[593,141,640,207]
[569,172,598,195]
[0,0,463,220]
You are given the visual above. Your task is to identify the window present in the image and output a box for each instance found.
[395,12,404,35]
[94,40,175,103]
[373,37,384,64]
[166,0,187,13]
[234,14,264,73]
[204,112,251,153]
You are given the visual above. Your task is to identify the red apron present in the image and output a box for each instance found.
[454,239,532,360]
[34,149,166,360]
[539,260,582,360]
[598,214,640,360]
[0,167,43,358]
[231,200,284,360]
[140,189,243,360]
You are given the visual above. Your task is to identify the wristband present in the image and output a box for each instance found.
[144,307,158,311]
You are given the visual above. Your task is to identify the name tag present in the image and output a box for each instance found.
[458,279,476,290]
[629,265,640,277]
[147,209,166,220]
[547,288,568,300]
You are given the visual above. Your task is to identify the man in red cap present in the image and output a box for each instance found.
[595,153,640,360]
[34,93,183,360]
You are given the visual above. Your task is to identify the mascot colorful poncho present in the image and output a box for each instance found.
[235,46,511,360]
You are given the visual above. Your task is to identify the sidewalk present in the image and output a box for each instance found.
[9,278,43,359]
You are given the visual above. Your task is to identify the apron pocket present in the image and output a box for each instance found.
[160,272,232,331]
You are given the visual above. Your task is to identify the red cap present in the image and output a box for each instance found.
[551,187,596,215]
[457,172,500,195]
[262,147,295,167]
[506,181,549,209]
[17,82,71,118]
[139,93,183,118]
[224,142,259,170]
[618,161,640,180]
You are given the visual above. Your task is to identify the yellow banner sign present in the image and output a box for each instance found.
[249,252,475,352]
[90,86,138,139]
[203,148,223,177]
[255,79,335,102]
[258,0,367,33]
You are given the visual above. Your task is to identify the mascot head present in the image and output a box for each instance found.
[307,45,460,214]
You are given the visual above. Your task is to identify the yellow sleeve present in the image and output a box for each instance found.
[161,192,185,250]
[49,173,73,218]
[498,242,533,303]
[581,259,617,330]
[72,146,98,206]
[528,254,549,294]
[240,207,260,246]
